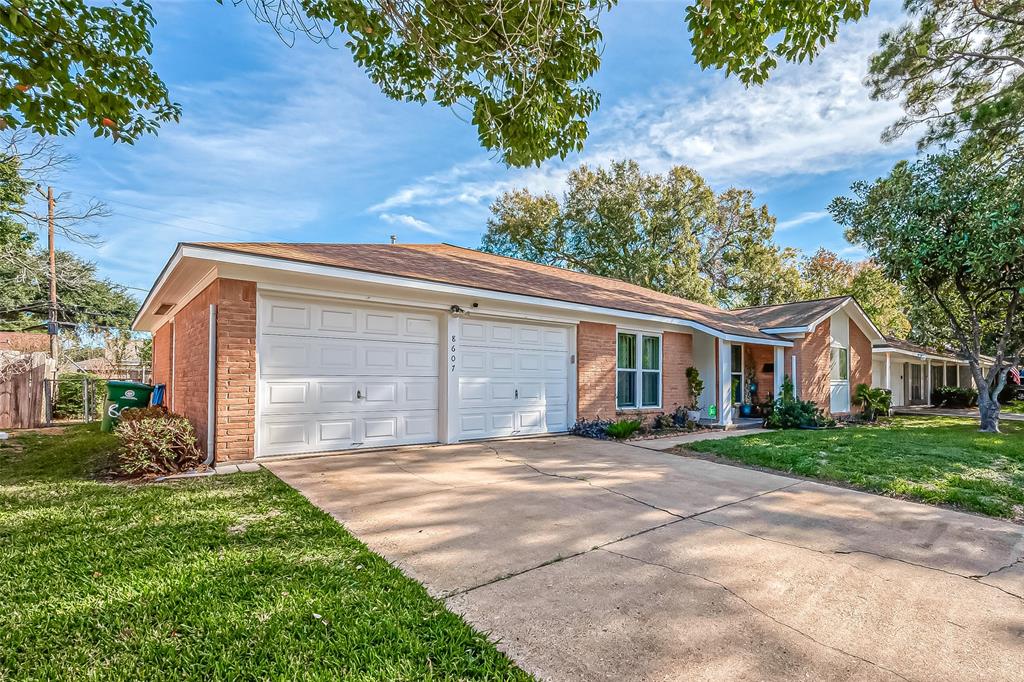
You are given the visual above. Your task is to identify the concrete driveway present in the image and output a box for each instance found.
[266,436,1024,682]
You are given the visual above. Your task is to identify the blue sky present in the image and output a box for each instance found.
[43,0,916,296]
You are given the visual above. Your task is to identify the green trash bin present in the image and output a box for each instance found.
[101,381,154,432]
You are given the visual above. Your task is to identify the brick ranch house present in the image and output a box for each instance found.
[133,243,887,463]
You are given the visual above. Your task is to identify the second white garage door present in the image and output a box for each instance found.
[258,294,440,456]
[455,317,570,440]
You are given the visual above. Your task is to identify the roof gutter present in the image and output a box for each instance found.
[138,244,794,347]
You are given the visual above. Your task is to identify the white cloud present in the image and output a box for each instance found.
[379,212,448,237]
[371,10,911,219]
[777,210,830,231]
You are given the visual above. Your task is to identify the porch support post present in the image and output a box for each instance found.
[773,347,784,400]
[925,359,931,405]
[884,353,891,392]
[717,338,733,426]
[942,360,947,389]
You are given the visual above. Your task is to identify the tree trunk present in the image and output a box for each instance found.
[978,391,1001,433]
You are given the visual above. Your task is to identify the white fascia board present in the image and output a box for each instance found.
[132,244,184,331]
[177,244,793,347]
[872,347,967,363]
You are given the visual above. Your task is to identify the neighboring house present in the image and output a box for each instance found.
[733,297,881,416]
[61,339,148,381]
[132,243,885,462]
[871,337,985,407]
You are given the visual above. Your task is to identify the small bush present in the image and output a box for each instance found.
[605,418,644,440]
[854,383,892,422]
[119,405,169,422]
[570,418,612,439]
[931,385,978,408]
[765,375,835,429]
[115,415,204,476]
[652,412,675,430]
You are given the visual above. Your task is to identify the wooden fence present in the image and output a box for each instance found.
[0,363,46,429]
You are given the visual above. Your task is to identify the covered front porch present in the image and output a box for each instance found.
[690,331,786,428]
[871,346,977,408]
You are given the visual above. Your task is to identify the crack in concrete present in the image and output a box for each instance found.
[971,554,1023,580]
[600,547,915,682]
[485,445,801,523]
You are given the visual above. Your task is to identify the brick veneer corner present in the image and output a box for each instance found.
[214,279,257,462]
[577,321,617,420]
[849,320,873,413]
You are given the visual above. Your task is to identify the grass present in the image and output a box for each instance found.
[0,424,530,681]
[686,416,1024,520]
[1005,399,1024,415]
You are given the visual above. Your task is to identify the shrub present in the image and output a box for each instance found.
[931,385,978,408]
[605,418,644,440]
[652,412,675,430]
[764,375,835,429]
[685,366,704,410]
[570,418,612,440]
[115,415,204,476]
[119,405,169,422]
[854,383,892,422]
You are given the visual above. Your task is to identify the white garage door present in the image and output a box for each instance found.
[455,318,569,440]
[258,294,439,457]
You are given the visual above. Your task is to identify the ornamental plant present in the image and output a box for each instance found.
[115,414,203,476]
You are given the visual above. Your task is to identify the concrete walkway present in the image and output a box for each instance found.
[266,436,1024,682]
[894,405,1024,421]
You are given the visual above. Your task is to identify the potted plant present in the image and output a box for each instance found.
[685,366,704,422]
[739,368,755,417]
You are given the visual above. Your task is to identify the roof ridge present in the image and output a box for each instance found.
[733,295,850,311]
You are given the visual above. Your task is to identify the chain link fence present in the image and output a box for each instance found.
[43,375,107,425]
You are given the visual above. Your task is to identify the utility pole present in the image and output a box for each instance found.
[46,186,58,364]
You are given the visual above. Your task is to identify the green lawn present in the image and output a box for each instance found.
[0,424,530,681]
[686,416,1024,520]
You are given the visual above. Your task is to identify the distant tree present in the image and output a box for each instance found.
[830,146,1024,432]
[481,160,795,307]
[867,0,1024,159]
[0,139,137,331]
[798,248,911,337]
[800,248,857,299]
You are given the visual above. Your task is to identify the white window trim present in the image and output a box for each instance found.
[616,330,663,410]
[730,343,744,405]
[830,345,849,383]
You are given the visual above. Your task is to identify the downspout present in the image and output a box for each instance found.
[205,304,217,467]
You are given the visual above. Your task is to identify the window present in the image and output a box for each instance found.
[616,332,661,408]
[730,344,743,404]
[831,347,849,381]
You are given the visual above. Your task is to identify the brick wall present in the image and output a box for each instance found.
[168,281,219,444]
[151,323,173,407]
[659,331,692,414]
[577,321,617,420]
[849,319,872,414]
[214,279,256,462]
[576,323,693,421]
[788,318,831,408]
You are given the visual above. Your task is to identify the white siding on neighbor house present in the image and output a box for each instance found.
[829,310,851,413]
[691,332,717,415]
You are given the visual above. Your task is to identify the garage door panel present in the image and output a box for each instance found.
[261,296,439,342]
[262,377,437,415]
[453,318,570,441]
[258,295,440,457]
[259,411,438,456]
